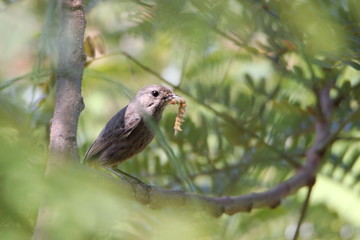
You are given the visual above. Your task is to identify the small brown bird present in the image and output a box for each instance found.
[83,85,179,179]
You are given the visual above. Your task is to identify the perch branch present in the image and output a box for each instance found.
[102,69,337,217]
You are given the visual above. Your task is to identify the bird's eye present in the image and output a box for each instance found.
[151,90,159,97]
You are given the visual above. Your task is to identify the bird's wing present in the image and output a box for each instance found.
[83,106,142,163]
[82,136,109,163]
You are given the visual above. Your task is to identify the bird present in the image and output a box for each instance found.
[83,85,179,182]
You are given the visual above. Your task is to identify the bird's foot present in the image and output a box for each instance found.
[104,167,151,203]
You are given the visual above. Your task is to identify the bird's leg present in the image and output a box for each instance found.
[104,166,147,186]
[104,166,151,203]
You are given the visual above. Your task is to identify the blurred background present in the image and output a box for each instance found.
[0,0,359,239]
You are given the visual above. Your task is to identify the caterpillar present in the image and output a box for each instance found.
[170,97,186,135]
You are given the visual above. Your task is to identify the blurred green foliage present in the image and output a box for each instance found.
[1,0,360,239]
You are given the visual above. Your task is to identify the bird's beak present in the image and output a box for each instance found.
[166,94,180,102]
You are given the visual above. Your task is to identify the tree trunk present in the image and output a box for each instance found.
[33,0,86,239]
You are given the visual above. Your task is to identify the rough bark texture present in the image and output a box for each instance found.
[48,0,86,170]
[33,0,86,239]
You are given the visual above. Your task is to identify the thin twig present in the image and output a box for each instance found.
[179,46,192,86]
[335,136,360,142]
[292,185,313,240]
[0,71,50,91]
[312,107,360,154]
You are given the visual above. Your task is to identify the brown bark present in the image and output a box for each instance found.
[48,0,86,170]
[33,0,86,239]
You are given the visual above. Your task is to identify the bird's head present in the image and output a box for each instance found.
[133,85,179,120]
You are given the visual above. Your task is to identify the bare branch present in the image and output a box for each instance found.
[0,71,50,91]
[292,186,313,240]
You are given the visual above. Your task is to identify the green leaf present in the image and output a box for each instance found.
[343,60,360,70]
[309,58,333,68]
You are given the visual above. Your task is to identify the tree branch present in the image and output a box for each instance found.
[292,186,313,240]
